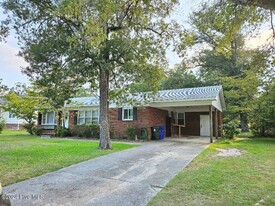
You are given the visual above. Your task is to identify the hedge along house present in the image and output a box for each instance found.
[38,86,226,142]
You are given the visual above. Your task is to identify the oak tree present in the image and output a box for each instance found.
[1,0,179,149]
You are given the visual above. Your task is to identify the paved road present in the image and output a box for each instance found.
[4,137,209,206]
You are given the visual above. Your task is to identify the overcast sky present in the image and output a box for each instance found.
[0,0,272,88]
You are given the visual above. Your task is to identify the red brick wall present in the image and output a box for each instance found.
[68,111,76,128]
[109,107,168,139]
[66,107,223,138]
[178,112,203,136]
[5,124,25,130]
[179,111,223,137]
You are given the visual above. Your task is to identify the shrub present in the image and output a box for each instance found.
[32,126,43,136]
[125,125,137,140]
[23,122,35,135]
[139,128,148,140]
[70,125,100,138]
[55,126,71,137]
[0,118,5,134]
[249,84,275,137]
[223,122,241,139]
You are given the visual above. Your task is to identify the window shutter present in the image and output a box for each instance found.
[133,107,137,120]
[118,108,122,120]
[38,112,42,125]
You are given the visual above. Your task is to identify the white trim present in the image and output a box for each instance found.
[150,100,213,108]
[8,112,16,119]
[77,109,99,125]
[42,112,57,125]
[177,112,185,126]
[122,106,133,121]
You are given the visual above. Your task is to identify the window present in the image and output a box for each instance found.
[78,109,99,125]
[178,113,185,125]
[42,112,57,125]
[9,112,16,119]
[122,107,133,121]
[92,110,99,124]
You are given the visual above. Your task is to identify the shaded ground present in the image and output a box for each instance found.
[0,132,138,186]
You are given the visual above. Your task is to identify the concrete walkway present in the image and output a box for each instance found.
[4,137,209,206]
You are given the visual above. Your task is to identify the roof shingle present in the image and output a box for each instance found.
[66,85,223,107]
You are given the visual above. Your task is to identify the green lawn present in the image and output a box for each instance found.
[149,135,275,206]
[1,129,29,135]
[0,131,138,186]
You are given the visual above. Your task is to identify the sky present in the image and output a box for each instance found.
[0,0,273,88]
[0,0,205,88]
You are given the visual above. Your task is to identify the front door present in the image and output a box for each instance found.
[200,115,210,136]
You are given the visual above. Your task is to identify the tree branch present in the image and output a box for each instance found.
[234,0,275,11]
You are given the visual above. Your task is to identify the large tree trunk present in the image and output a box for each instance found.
[98,69,112,149]
[240,113,249,132]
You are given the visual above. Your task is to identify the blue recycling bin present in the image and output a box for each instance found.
[152,126,165,140]
[160,126,165,140]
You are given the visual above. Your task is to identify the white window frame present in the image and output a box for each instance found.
[77,109,99,125]
[177,112,185,126]
[122,106,134,121]
[42,112,57,125]
[91,110,99,124]
[8,112,16,119]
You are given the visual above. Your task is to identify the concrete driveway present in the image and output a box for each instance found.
[4,137,209,206]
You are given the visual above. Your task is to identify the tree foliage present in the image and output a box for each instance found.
[178,1,268,57]
[1,0,179,149]
[0,79,8,96]
[4,91,39,133]
[250,83,275,136]
[179,1,271,132]
[3,84,51,134]
[161,64,203,90]
[233,0,275,11]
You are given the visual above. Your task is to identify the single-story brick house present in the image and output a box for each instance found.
[37,85,226,142]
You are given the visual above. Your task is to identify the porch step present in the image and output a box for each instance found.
[40,134,54,138]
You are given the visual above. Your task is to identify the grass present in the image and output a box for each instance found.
[0,130,139,186]
[148,134,275,206]
[1,129,29,135]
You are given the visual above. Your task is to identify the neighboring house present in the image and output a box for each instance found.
[38,86,226,142]
[0,98,26,130]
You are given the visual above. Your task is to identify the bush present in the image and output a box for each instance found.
[223,122,241,139]
[32,126,43,136]
[125,125,137,140]
[0,118,5,134]
[55,126,71,137]
[249,84,275,137]
[70,125,100,138]
[23,122,35,135]
[139,128,148,140]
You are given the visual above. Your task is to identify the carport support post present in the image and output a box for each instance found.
[209,106,213,143]
[215,108,218,139]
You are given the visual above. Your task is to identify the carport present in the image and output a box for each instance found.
[149,86,226,143]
